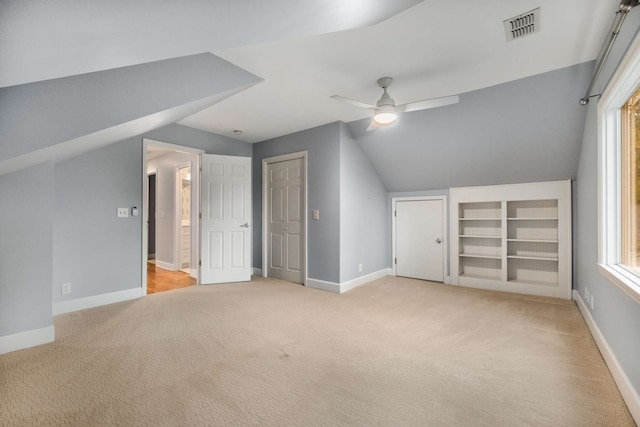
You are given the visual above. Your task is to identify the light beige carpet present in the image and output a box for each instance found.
[0,276,635,426]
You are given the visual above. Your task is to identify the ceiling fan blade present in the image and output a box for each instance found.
[366,120,379,132]
[331,95,376,110]
[399,95,459,113]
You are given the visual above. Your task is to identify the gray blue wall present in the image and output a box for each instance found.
[0,164,54,336]
[252,123,341,283]
[52,124,251,304]
[339,124,388,282]
[349,62,593,192]
[574,10,640,401]
[0,53,260,176]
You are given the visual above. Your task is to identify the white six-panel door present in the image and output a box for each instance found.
[395,199,445,282]
[267,158,304,284]
[200,154,251,284]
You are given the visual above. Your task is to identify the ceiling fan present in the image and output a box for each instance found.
[331,77,459,131]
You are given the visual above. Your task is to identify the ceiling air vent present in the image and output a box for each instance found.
[504,8,540,41]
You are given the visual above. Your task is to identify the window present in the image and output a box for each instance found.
[598,33,640,303]
[621,87,640,271]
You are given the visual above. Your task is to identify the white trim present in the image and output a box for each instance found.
[142,138,204,296]
[306,278,341,293]
[0,325,55,355]
[306,269,390,294]
[597,31,640,301]
[190,268,198,278]
[262,151,308,284]
[252,268,263,276]
[155,260,177,271]
[52,288,143,315]
[574,290,640,424]
[340,268,390,293]
[391,195,448,282]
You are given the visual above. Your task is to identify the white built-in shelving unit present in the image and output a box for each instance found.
[451,181,571,299]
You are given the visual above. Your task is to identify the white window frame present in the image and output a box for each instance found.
[598,31,640,304]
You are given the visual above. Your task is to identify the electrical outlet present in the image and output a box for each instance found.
[358,263,363,273]
[117,207,129,218]
[61,283,71,295]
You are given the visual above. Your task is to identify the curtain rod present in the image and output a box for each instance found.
[580,0,639,105]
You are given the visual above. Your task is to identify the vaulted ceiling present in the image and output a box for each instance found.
[2,0,620,144]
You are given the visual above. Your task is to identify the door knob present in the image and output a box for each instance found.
[436,238,442,244]
[240,223,250,228]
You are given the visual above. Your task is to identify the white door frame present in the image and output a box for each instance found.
[142,138,203,295]
[262,151,308,284]
[391,195,449,284]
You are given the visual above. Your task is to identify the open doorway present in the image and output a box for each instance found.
[143,139,203,295]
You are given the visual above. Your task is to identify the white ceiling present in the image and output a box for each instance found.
[179,0,619,142]
[2,0,620,144]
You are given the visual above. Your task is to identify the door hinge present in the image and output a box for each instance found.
[394,210,397,217]
[395,257,397,265]
[199,212,202,219]
[199,260,202,267]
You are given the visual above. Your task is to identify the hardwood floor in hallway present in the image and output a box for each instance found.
[147,262,196,294]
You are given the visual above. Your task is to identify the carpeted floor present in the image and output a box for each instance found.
[0,276,634,426]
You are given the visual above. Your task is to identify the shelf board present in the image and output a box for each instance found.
[459,218,501,221]
[460,273,502,281]
[459,253,502,260]
[507,217,558,221]
[507,238,558,243]
[507,255,558,261]
[459,235,502,239]
[508,279,558,287]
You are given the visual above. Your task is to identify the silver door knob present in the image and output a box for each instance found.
[240,223,250,228]
[436,238,442,244]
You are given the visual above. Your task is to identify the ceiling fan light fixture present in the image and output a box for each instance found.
[373,105,398,125]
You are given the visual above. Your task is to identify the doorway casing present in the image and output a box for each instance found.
[142,138,204,295]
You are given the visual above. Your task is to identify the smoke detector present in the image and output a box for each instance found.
[504,8,540,41]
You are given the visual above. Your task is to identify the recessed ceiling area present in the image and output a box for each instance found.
[178,0,618,142]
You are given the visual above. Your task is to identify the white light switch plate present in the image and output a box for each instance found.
[313,210,319,220]
[117,208,129,218]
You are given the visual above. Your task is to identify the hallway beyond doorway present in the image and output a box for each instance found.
[147,262,195,294]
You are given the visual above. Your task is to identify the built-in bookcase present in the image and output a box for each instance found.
[451,181,571,299]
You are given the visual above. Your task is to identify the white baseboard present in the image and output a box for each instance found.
[340,268,391,293]
[252,268,263,276]
[574,290,640,424]
[190,268,198,278]
[0,325,55,355]
[53,288,143,315]
[155,260,177,271]
[306,278,341,293]
[306,268,391,294]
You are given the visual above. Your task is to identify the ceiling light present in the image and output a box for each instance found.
[373,105,398,125]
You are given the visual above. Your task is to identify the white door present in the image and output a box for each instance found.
[396,199,444,282]
[267,158,304,284]
[200,154,251,284]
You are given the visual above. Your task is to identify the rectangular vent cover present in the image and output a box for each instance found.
[504,8,540,41]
